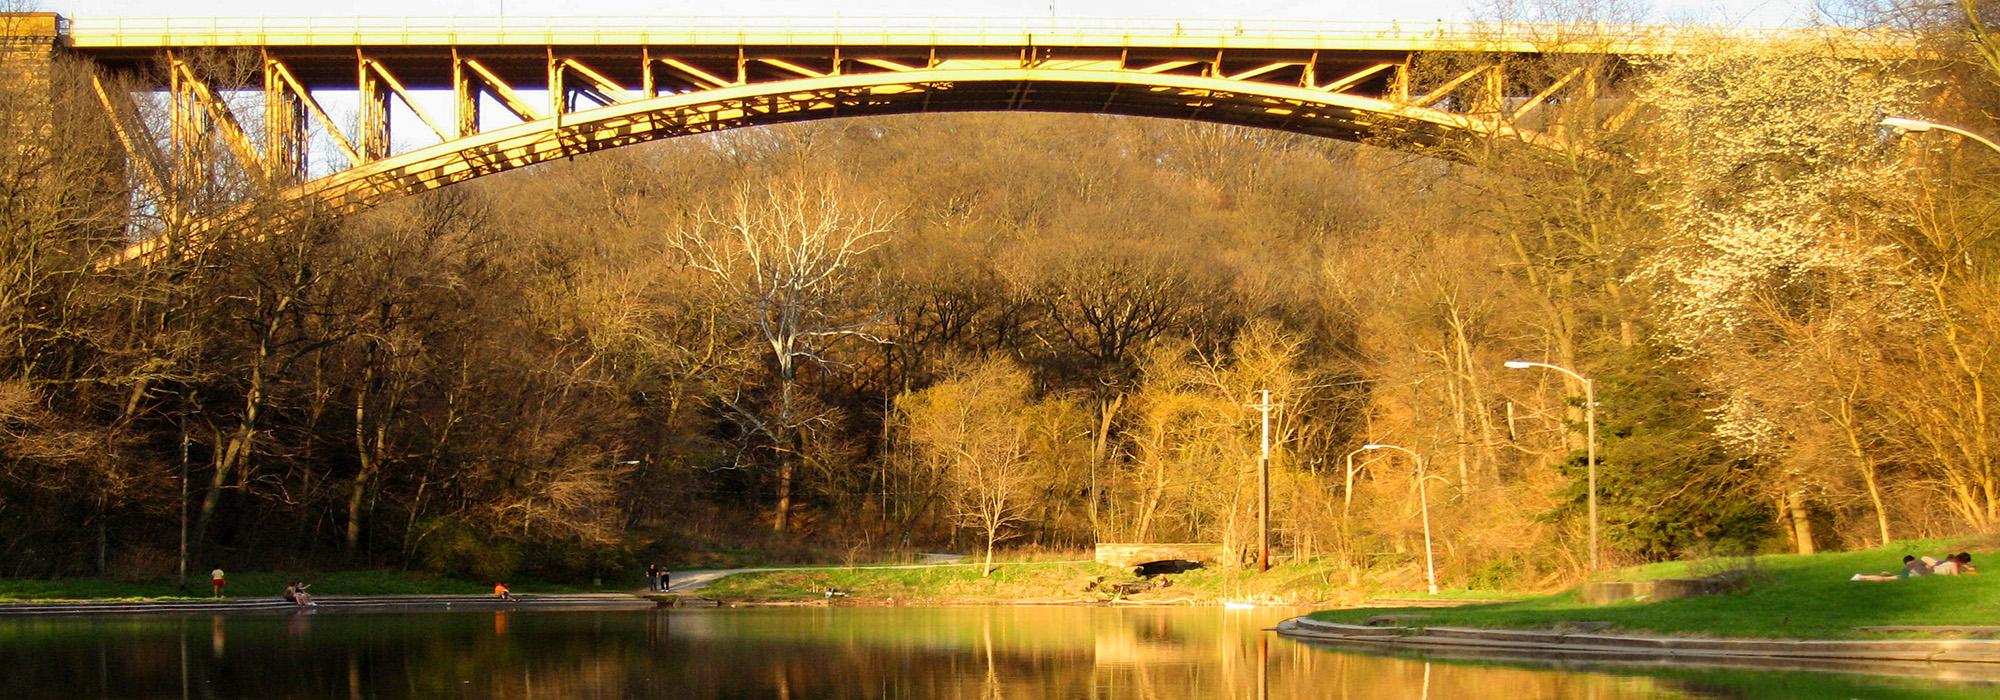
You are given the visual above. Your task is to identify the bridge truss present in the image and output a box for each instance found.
[3,15,1890,263]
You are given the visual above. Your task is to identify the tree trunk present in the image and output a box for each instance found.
[774,458,795,532]
[773,377,796,532]
[1787,491,1816,555]
[1087,394,1122,541]
[983,528,997,577]
[95,508,107,576]
[347,378,372,556]
[191,321,278,561]
[345,470,372,556]
[1835,395,1890,545]
[1861,462,1890,547]
[1446,373,1470,487]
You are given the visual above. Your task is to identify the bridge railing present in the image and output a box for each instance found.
[64,15,1880,53]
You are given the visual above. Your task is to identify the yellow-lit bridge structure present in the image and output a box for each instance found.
[0,14,1900,263]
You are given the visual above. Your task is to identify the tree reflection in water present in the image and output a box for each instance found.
[0,607,1994,698]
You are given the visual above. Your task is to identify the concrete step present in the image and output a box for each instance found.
[0,593,655,617]
[1277,615,2000,665]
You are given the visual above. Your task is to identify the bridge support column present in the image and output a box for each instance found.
[263,55,307,180]
[359,55,391,162]
[0,13,61,148]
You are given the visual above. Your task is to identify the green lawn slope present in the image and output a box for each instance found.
[1310,539,1998,639]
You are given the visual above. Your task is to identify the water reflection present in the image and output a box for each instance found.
[0,606,1995,699]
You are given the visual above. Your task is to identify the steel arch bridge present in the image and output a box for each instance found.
[0,14,1901,264]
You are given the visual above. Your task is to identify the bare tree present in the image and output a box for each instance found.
[670,175,895,531]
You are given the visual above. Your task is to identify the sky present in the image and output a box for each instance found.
[42,0,1829,28]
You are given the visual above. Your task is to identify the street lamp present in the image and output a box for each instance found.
[1341,446,1373,522]
[1361,443,1437,595]
[1882,116,2000,156]
[1504,360,1599,572]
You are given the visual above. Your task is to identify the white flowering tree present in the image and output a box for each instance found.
[1636,40,1928,551]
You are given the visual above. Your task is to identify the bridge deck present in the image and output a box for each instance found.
[64,16,1887,56]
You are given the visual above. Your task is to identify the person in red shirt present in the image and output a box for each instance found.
[494,582,518,602]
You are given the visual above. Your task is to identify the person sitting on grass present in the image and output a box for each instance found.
[494,582,519,602]
[283,580,316,607]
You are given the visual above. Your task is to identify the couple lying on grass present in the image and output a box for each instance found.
[1852,552,1978,582]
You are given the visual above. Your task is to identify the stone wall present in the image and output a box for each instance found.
[1,13,60,146]
[1578,573,1748,605]
[1093,543,1227,569]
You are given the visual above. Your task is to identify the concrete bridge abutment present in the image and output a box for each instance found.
[1,13,60,151]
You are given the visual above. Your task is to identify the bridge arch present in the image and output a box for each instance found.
[107,68,1536,263]
[303,68,1522,210]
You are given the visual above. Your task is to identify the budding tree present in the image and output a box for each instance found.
[896,357,1042,576]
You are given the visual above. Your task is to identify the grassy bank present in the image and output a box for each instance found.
[698,558,1422,605]
[700,561,1114,602]
[0,570,600,602]
[1310,539,1998,639]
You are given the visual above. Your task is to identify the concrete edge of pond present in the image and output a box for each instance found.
[1273,616,2000,666]
[0,593,658,617]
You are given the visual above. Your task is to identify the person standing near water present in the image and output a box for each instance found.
[210,568,226,598]
[646,563,660,592]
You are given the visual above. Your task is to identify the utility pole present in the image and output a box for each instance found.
[178,424,189,590]
[1253,389,1274,572]
[1505,361,1599,572]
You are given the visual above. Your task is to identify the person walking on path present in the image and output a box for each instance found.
[662,569,671,593]
[210,568,226,598]
[646,563,660,592]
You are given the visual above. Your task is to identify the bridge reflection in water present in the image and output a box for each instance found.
[0,606,1987,698]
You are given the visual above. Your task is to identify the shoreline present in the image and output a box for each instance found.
[1274,615,2000,665]
[0,591,1338,617]
[0,593,657,617]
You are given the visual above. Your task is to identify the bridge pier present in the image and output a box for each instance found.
[0,13,60,143]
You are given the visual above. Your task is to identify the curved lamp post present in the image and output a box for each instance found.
[1361,443,1437,595]
[1882,116,2000,156]
[1341,446,1375,522]
[1504,360,1598,572]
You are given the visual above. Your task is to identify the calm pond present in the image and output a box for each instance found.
[1,606,1996,698]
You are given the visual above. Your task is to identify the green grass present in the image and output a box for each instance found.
[700,561,1124,601]
[1310,538,1999,639]
[701,557,1378,604]
[1367,588,1531,601]
[0,570,600,602]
